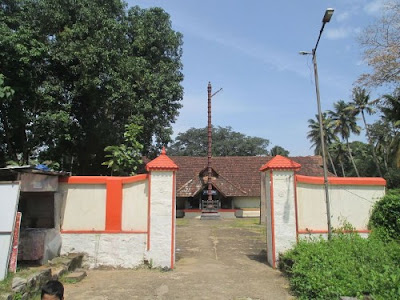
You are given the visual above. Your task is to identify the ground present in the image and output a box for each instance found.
[64,218,293,300]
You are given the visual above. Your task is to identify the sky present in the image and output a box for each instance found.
[126,0,387,156]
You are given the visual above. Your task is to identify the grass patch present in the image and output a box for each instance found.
[176,218,189,226]
[0,272,14,294]
[0,266,42,294]
[230,218,265,236]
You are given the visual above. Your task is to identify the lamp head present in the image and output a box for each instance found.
[322,8,334,23]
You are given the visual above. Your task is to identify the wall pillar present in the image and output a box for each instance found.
[145,148,178,269]
[260,155,300,268]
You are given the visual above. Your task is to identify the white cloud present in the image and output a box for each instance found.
[364,0,383,15]
[325,27,352,39]
[325,26,361,40]
[336,11,350,22]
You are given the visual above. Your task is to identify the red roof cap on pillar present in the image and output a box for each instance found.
[146,147,179,171]
[259,155,301,171]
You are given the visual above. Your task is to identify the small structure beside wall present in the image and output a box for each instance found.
[260,155,386,268]
[0,167,67,280]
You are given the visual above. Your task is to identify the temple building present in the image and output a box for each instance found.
[171,155,329,217]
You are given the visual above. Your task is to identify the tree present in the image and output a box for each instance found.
[348,87,382,177]
[329,100,361,177]
[358,0,400,87]
[102,124,143,176]
[329,142,348,177]
[0,0,183,174]
[307,113,338,176]
[371,90,400,169]
[168,126,270,156]
[270,145,290,157]
[369,119,398,171]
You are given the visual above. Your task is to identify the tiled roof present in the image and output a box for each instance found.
[146,148,179,171]
[259,155,301,171]
[170,155,330,197]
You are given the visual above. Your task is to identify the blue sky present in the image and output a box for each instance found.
[126,0,386,156]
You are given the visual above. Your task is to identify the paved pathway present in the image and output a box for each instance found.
[64,218,293,299]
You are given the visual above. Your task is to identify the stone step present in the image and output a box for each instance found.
[200,212,221,220]
[64,270,87,282]
[49,253,84,271]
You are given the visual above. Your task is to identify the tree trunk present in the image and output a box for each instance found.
[327,150,337,176]
[0,103,18,162]
[340,159,346,177]
[346,138,360,177]
[362,111,383,177]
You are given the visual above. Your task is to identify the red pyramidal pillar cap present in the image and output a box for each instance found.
[146,147,179,171]
[259,155,301,171]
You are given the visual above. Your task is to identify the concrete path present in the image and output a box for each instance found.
[64,218,293,300]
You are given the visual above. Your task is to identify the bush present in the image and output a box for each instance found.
[279,231,400,299]
[369,189,400,241]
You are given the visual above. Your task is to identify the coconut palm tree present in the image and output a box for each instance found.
[307,112,338,176]
[376,92,400,168]
[369,119,399,171]
[329,100,361,177]
[329,142,348,177]
[348,87,382,177]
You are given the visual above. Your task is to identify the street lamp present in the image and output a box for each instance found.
[300,8,334,240]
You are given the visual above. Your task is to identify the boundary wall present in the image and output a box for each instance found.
[57,148,178,269]
[260,155,386,268]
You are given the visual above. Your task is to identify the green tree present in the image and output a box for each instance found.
[329,100,361,177]
[349,141,379,177]
[373,90,400,169]
[270,145,290,157]
[102,124,143,175]
[369,119,398,171]
[0,0,183,174]
[307,113,338,176]
[348,87,382,177]
[329,142,348,177]
[168,126,270,156]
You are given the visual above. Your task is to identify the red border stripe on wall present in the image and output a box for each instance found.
[270,170,276,269]
[296,175,386,186]
[105,179,123,231]
[147,174,151,251]
[171,172,176,269]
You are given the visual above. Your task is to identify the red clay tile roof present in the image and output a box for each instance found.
[146,147,179,171]
[259,155,301,171]
[170,155,331,197]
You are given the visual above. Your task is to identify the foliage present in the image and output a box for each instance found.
[279,230,400,299]
[102,124,143,175]
[358,0,400,87]
[168,126,270,156]
[0,0,183,174]
[307,112,339,175]
[270,145,289,157]
[307,113,338,156]
[369,189,400,240]
[385,168,400,189]
[349,87,383,177]
[329,100,361,177]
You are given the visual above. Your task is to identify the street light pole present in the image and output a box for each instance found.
[312,49,332,240]
[301,8,334,240]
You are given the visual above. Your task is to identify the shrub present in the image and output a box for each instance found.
[279,231,400,299]
[369,189,400,241]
